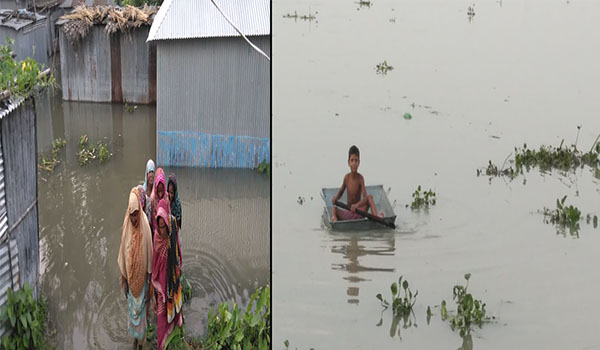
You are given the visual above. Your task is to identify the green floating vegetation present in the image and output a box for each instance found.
[375,60,393,75]
[542,195,597,237]
[77,134,112,166]
[376,276,418,339]
[200,285,270,350]
[408,185,436,210]
[124,102,138,113]
[0,40,56,99]
[439,274,493,337]
[0,283,49,350]
[257,159,270,177]
[479,134,600,179]
[38,137,67,173]
[376,275,418,318]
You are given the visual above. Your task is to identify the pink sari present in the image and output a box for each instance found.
[152,199,183,350]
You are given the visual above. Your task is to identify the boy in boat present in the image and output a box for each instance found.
[331,145,383,222]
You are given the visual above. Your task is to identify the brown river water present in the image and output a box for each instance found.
[35,91,270,348]
[273,0,600,349]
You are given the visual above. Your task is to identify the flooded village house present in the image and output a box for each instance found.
[147,0,270,168]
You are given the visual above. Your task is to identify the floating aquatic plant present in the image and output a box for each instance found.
[375,60,393,75]
[77,134,112,166]
[479,134,600,179]
[376,275,418,318]
[439,273,493,337]
[408,185,436,210]
[541,195,598,237]
[38,137,66,173]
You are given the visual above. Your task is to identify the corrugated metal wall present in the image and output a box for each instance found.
[156,36,270,168]
[0,18,49,67]
[1,97,39,299]
[59,25,156,103]
[0,237,20,339]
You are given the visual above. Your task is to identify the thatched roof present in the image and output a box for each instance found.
[58,5,157,44]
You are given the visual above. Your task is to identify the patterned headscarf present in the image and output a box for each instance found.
[136,185,146,212]
[143,159,155,193]
[151,168,169,233]
[168,173,182,229]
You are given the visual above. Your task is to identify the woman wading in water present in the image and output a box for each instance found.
[118,187,153,349]
[152,198,184,350]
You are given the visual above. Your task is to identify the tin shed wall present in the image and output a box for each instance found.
[0,98,39,299]
[156,36,270,168]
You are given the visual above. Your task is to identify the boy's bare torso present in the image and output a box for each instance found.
[345,172,365,208]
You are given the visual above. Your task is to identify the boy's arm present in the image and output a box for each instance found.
[332,176,347,205]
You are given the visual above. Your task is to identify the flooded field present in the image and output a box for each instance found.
[273,1,600,349]
[36,91,270,348]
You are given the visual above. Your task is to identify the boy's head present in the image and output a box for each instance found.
[348,145,360,173]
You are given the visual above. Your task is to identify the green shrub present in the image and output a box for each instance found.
[0,283,47,350]
[203,285,270,350]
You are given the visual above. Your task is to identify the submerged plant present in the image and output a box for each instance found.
[375,60,393,75]
[409,185,436,210]
[439,274,492,337]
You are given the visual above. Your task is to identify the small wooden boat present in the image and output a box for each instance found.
[321,185,396,231]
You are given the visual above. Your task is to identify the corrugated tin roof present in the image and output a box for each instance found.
[147,0,269,41]
[0,96,24,120]
[0,10,46,31]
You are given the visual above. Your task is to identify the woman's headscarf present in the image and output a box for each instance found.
[143,159,155,193]
[151,168,169,233]
[168,173,182,229]
[118,187,153,298]
[136,185,146,212]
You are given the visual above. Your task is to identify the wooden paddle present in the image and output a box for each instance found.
[334,200,396,229]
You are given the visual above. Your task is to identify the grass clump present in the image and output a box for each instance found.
[408,185,436,210]
[439,274,492,337]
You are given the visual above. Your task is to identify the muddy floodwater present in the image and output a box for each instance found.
[36,91,270,348]
[273,1,600,349]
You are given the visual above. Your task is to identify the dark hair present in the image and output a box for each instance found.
[348,145,360,159]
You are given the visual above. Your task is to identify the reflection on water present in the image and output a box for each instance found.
[330,233,395,304]
[36,91,269,348]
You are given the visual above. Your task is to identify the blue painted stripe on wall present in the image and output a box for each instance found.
[157,131,270,168]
